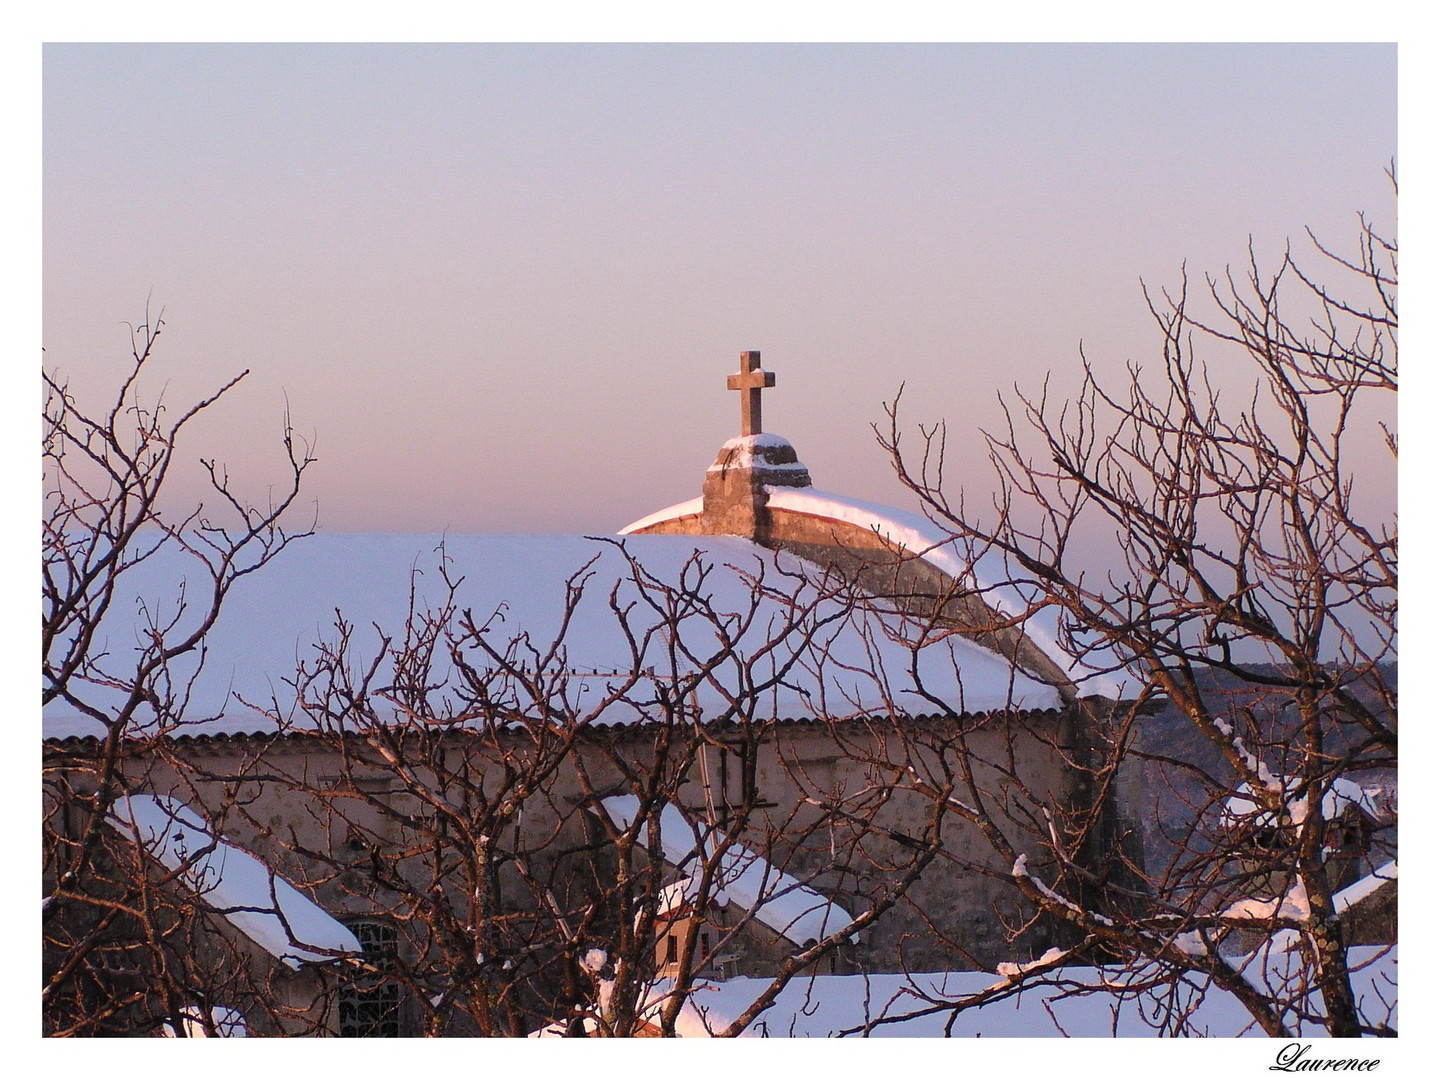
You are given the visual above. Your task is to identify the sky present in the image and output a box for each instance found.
[43,43,1397,538]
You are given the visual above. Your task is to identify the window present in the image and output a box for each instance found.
[339,921,401,1038]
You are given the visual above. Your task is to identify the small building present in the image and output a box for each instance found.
[599,796,861,982]
[1223,774,1395,894]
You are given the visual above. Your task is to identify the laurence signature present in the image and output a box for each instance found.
[1271,1043,1380,1073]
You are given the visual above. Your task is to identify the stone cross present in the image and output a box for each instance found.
[726,350,776,437]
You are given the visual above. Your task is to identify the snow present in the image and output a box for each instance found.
[1220,878,1311,923]
[599,795,857,946]
[705,434,811,475]
[995,946,1066,979]
[764,487,1134,697]
[1333,861,1397,913]
[618,497,704,534]
[619,481,1134,698]
[1229,940,1397,1034]
[655,875,695,917]
[653,874,730,919]
[639,945,1396,1037]
[580,948,608,974]
[1170,930,1213,957]
[1293,777,1388,824]
[107,793,361,969]
[45,532,1062,739]
[733,434,794,451]
[533,944,1397,1037]
[1015,865,1113,927]
[1182,862,1395,963]
[1225,775,1390,829]
[160,1004,248,1037]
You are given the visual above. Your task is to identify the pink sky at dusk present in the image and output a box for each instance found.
[42,43,1397,536]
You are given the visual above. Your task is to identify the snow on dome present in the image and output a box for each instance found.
[704,433,811,488]
[705,433,808,471]
[619,496,704,535]
[107,793,360,969]
[599,795,858,946]
[764,486,1134,698]
[727,433,795,451]
[44,532,1062,740]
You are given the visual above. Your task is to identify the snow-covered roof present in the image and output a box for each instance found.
[1231,860,1395,928]
[765,487,1133,697]
[599,795,857,946]
[1169,861,1397,963]
[45,532,1063,740]
[1334,860,1397,913]
[619,496,704,534]
[106,793,360,969]
[621,484,1134,698]
[654,874,703,920]
[1224,775,1391,828]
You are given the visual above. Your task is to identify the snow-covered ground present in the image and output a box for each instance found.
[636,945,1397,1037]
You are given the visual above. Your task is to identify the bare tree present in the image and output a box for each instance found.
[218,540,949,1036]
[43,311,317,1035]
[38,319,1081,1039]
[874,197,1397,1037]
[48,210,1397,1038]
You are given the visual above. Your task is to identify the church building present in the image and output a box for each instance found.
[43,352,1140,1037]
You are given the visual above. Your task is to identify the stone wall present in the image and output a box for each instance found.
[47,703,1088,1032]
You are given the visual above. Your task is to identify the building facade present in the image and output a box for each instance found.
[43,353,1141,1036]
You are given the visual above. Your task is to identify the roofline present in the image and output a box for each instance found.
[43,706,1076,748]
